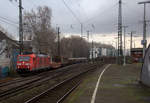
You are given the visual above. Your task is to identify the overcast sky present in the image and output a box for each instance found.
[0,0,150,39]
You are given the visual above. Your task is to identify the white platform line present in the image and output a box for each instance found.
[91,64,111,103]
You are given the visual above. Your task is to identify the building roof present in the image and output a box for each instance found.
[0,31,18,47]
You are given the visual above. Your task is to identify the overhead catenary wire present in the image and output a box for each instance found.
[56,1,121,36]
[61,0,85,36]
[66,0,88,20]
[1,0,19,24]
[9,0,18,7]
[84,2,118,23]
[0,18,18,27]
[0,16,18,25]
[61,0,82,24]
[26,0,39,9]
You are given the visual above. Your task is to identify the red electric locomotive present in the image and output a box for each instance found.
[16,54,50,73]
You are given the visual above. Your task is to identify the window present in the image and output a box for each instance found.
[19,56,30,61]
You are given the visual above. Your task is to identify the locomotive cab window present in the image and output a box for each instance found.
[18,56,30,61]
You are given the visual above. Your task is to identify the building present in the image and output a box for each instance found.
[0,31,19,59]
[0,31,19,75]
[89,47,99,59]
[89,46,115,59]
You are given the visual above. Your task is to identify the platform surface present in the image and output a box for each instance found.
[63,63,150,103]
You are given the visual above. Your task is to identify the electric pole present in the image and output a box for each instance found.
[138,1,150,58]
[57,27,61,57]
[81,23,83,38]
[130,31,136,56]
[87,30,90,42]
[115,40,118,64]
[114,37,118,64]
[19,0,23,54]
[130,31,133,56]
[123,26,128,66]
[118,0,123,64]
[92,40,94,63]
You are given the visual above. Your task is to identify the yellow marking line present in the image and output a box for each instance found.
[91,64,111,103]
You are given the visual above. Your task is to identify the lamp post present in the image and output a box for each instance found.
[138,1,150,58]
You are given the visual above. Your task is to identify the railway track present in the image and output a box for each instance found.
[0,63,85,88]
[24,75,82,103]
[0,72,62,98]
[0,63,79,88]
[24,62,104,103]
[0,63,97,102]
[56,82,81,103]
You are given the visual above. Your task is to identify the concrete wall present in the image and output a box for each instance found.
[141,45,150,86]
[0,59,10,67]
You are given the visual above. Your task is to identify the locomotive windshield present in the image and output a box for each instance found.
[18,56,30,61]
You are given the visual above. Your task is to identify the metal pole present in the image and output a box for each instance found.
[118,0,123,65]
[81,23,83,37]
[57,27,61,57]
[87,30,90,42]
[19,0,23,54]
[116,40,118,64]
[123,26,128,66]
[138,1,150,58]
[143,4,147,58]
[92,40,94,63]
[138,0,150,82]
[130,32,133,56]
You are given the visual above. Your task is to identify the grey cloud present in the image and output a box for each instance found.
[0,0,150,37]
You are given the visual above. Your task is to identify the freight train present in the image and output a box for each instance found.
[16,53,87,73]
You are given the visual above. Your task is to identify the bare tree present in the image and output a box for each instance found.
[60,36,115,58]
[23,6,56,55]
[60,36,90,58]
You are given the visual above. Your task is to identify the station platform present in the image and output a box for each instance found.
[63,63,150,103]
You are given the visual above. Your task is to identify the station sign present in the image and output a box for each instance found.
[141,40,147,45]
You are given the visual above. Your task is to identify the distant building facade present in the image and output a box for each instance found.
[0,31,18,59]
[89,46,115,59]
[0,31,19,71]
